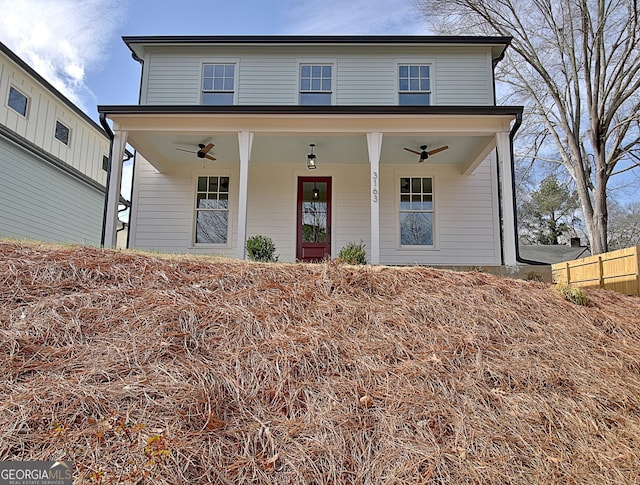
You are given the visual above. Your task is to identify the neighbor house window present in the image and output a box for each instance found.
[398,65,431,105]
[55,120,70,145]
[195,176,229,244]
[102,155,109,171]
[299,64,332,105]
[8,86,28,116]
[400,177,433,246]
[202,64,235,105]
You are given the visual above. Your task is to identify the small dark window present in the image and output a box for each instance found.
[55,121,70,145]
[8,86,28,116]
[102,155,109,171]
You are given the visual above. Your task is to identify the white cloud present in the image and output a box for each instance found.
[282,0,428,35]
[0,0,125,111]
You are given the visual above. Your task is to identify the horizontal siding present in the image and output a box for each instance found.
[379,157,501,265]
[141,45,495,106]
[130,155,500,265]
[0,50,109,185]
[0,138,103,244]
[129,155,240,256]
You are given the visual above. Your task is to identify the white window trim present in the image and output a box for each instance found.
[297,58,337,105]
[6,84,30,118]
[54,119,71,146]
[191,172,233,248]
[395,170,439,250]
[395,58,436,106]
[199,58,240,105]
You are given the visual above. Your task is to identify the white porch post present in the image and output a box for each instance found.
[103,129,127,248]
[496,131,517,267]
[236,131,254,259]
[366,132,383,265]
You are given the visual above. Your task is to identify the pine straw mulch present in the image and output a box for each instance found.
[1,240,640,484]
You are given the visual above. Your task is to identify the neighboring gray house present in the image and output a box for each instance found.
[0,41,109,245]
[100,35,524,266]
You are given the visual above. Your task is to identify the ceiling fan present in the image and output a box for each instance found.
[176,143,216,161]
[403,144,449,163]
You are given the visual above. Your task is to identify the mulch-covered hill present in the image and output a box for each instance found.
[1,240,640,484]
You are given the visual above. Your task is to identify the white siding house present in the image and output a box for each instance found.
[0,42,110,245]
[100,36,523,266]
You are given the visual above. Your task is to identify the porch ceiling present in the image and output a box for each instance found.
[102,106,520,173]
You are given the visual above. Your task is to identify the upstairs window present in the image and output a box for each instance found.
[195,176,230,244]
[398,65,431,106]
[202,64,235,105]
[55,120,70,145]
[299,64,332,105]
[400,177,434,246]
[8,86,28,116]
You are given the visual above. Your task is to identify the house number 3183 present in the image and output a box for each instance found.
[372,172,378,203]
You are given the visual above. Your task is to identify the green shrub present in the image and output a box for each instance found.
[554,283,588,305]
[338,241,367,265]
[246,235,278,262]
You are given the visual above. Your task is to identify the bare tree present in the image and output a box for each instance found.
[419,0,640,253]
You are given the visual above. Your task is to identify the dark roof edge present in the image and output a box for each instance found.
[98,104,524,116]
[123,35,512,46]
[0,42,108,139]
[0,123,106,194]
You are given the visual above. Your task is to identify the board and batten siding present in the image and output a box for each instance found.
[0,138,104,244]
[0,50,109,185]
[379,156,501,266]
[141,45,495,106]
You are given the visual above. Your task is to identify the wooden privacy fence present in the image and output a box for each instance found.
[551,245,640,295]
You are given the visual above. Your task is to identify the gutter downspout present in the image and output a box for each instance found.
[508,112,546,266]
[99,113,132,248]
[99,112,114,248]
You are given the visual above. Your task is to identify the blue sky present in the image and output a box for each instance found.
[0,0,428,121]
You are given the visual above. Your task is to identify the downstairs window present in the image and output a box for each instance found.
[195,176,229,244]
[400,177,434,246]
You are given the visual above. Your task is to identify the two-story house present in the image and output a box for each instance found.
[99,36,523,266]
[1,41,110,245]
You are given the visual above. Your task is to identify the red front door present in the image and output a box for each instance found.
[296,177,331,261]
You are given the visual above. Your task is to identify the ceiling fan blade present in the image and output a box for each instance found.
[204,154,217,161]
[176,148,196,153]
[403,147,422,155]
[427,145,449,156]
[201,143,214,154]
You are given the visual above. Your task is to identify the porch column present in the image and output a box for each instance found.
[496,131,517,267]
[236,131,254,259]
[366,132,383,264]
[103,129,127,248]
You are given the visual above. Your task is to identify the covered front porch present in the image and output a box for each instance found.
[99,106,522,266]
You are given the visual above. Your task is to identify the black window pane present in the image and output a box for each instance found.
[197,177,207,191]
[208,177,218,192]
[411,177,421,193]
[400,178,410,193]
[219,177,229,192]
[399,93,431,106]
[300,92,332,105]
[55,121,70,145]
[202,92,234,105]
[423,178,432,193]
[8,87,28,116]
